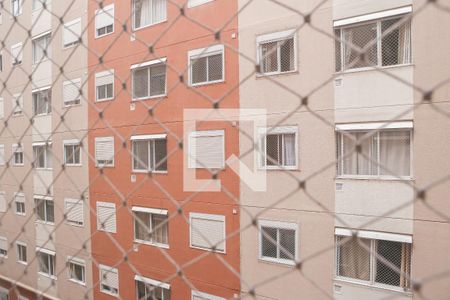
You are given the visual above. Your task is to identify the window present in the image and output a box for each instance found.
[192,290,225,300]
[0,288,8,300]
[135,276,170,300]
[0,236,7,257]
[0,98,4,119]
[32,88,51,116]
[33,143,52,169]
[131,134,167,172]
[0,53,3,72]
[99,264,119,296]
[63,78,81,106]
[12,94,23,116]
[133,0,167,30]
[68,257,85,284]
[32,33,51,64]
[335,229,412,290]
[12,144,24,165]
[34,197,54,223]
[257,30,296,75]
[133,207,168,247]
[259,220,297,264]
[11,43,22,66]
[188,130,224,169]
[16,242,27,264]
[189,45,224,86]
[11,0,22,16]
[0,145,4,166]
[260,126,298,169]
[64,198,84,226]
[37,248,56,278]
[96,202,116,233]
[335,9,412,71]
[190,213,225,252]
[95,4,114,37]
[0,192,6,213]
[95,70,114,101]
[63,140,81,166]
[188,0,214,8]
[131,58,167,99]
[14,193,25,215]
[33,0,48,11]
[63,18,81,48]
[336,125,412,178]
[95,137,114,167]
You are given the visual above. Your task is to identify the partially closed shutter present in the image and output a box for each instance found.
[65,199,84,226]
[11,43,22,64]
[100,265,118,290]
[97,202,116,233]
[63,78,81,104]
[0,98,4,118]
[189,130,224,169]
[0,237,6,252]
[95,5,114,30]
[14,193,25,203]
[0,193,6,212]
[95,137,114,166]
[0,145,4,165]
[95,70,114,87]
[63,18,81,46]
[190,213,225,252]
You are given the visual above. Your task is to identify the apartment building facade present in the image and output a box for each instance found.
[87,0,240,299]
[0,0,92,299]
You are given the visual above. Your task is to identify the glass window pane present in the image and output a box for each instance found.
[46,201,54,223]
[337,237,371,281]
[375,240,402,287]
[343,23,377,69]
[133,68,149,99]
[280,38,295,72]
[261,41,278,73]
[382,18,411,66]
[151,214,168,244]
[134,212,150,241]
[150,64,166,96]
[265,134,279,166]
[133,141,149,170]
[191,57,207,84]
[208,54,223,81]
[261,227,277,258]
[279,229,295,260]
[379,131,410,177]
[282,133,296,166]
[153,139,167,171]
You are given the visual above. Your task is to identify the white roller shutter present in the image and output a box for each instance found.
[95,137,114,166]
[189,130,224,169]
[63,18,81,47]
[14,193,25,203]
[65,198,84,226]
[95,5,114,30]
[0,192,6,212]
[95,70,114,86]
[0,145,4,165]
[0,98,4,118]
[97,202,116,233]
[0,237,6,252]
[100,264,118,290]
[63,78,81,105]
[11,43,22,64]
[190,213,225,252]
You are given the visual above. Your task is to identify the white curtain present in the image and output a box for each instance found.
[139,0,151,27]
[152,0,166,24]
[398,21,411,64]
[379,131,410,177]
[283,134,296,166]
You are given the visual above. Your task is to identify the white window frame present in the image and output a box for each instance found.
[131,58,167,100]
[256,29,297,76]
[336,121,413,180]
[192,290,225,300]
[32,86,52,116]
[0,287,8,300]
[64,198,84,227]
[188,130,225,169]
[96,201,117,233]
[187,0,214,8]
[95,4,114,38]
[0,144,4,166]
[132,0,167,30]
[258,126,299,170]
[62,18,82,48]
[16,241,27,264]
[12,93,23,116]
[132,206,169,248]
[188,44,225,87]
[95,69,115,102]
[36,247,56,279]
[14,192,26,216]
[63,78,82,107]
[32,142,52,169]
[0,97,4,119]
[334,228,412,292]
[95,136,115,167]
[32,32,51,65]
[67,256,86,285]
[12,143,24,166]
[11,42,22,66]
[135,275,170,300]
[258,219,298,265]
[63,139,82,166]
[189,212,226,253]
[11,0,22,16]
[0,236,7,258]
[99,264,119,296]
[334,6,412,72]
[0,191,6,213]
[34,195,54,224]
[131,134,168,173]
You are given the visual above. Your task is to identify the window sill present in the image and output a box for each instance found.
[96,97,115,103]
[256,70,298,78]
[132,170,168,174]
[62,43,80,50]
[335,63,413,75]
[38,272,57,280]
[335,175,413,181]
[63,103,82,109]
[13,164,25,167]
[66,221,84,228]
[34,168,53,171]
[131,94,167,102]
[69,278,86,287]
[15,212,26,217]
[133,19,167,32]
[134,240,169,249]
[35,220,55,226]
[12,114,24,118]
[33,113,51,118]
[17,261,27,266]
[64,163,83,167]
[189,245,226,254]
[190,79,225,88]
[334,277,412,295]
[95,31,115,40]
[100,289,118,297]
[259,256,296,266]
